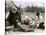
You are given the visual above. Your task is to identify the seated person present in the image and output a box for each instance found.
[21,15,30,25]
[31,12,44,28]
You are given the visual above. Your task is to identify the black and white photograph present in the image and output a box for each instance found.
[5,0,45,35]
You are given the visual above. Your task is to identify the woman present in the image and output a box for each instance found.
[35,12,44,29]
[31,12,44,29]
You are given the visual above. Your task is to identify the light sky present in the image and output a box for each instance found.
[9,0,45,8]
